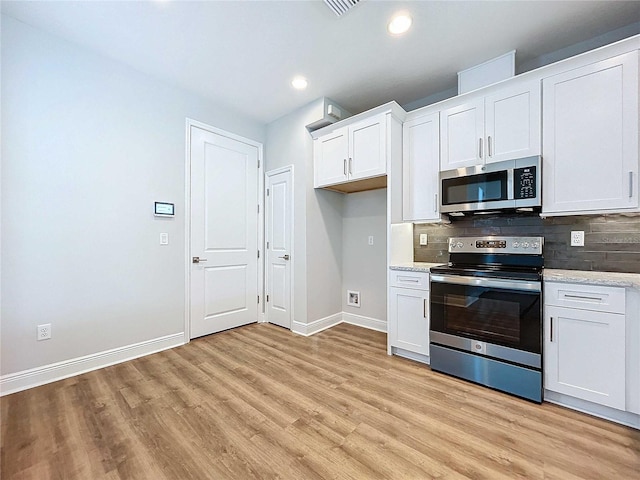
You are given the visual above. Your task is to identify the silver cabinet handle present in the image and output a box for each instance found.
[192,257,208,264]
[630,171,634,198]
[278,254,290,260]
[343,159,347,176]
[423,299,427,318]
[434,193,438,212]
[550,316,553,342]
[478,138,483,159]
[488,136,492,157]
[349,157,353,175]
[563,294,602,301]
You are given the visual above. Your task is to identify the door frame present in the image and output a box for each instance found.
[184,118,264,344]
[264,165,294,329]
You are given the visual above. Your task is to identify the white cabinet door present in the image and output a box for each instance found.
[544,305,626,410]
[543,51,639,214]
[389,287,430,356]
[314,127,348,188]
[403,113,440,222]
[485,81,541,164]
[440,97,484,170]
[349,114,386,180]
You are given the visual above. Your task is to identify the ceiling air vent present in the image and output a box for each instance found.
[324,0,362,17]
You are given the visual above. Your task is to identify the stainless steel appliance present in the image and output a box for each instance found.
[439,156,541,215]
[429,236,544,402]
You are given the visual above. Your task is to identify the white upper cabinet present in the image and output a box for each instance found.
[542,51,639,215]
[485,84,541,163]
[440,79,541,170]
[403,112,441,222]
[348,115,386,180]
[313,104,405,192]
[440,98,484,170]
[314,128,349,187]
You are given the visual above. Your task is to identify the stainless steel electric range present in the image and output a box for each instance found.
[429,236,544,402]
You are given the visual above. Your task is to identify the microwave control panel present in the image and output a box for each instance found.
[514,166,537,199]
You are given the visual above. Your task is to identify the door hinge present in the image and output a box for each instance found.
[258,295,260,304]
[267,188,270,196]
[258,204,260,214]
[258,160,260,169]
[267,241,269,249]
[266,295,269,302]
[257,250,260,259]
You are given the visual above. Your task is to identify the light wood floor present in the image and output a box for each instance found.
[2,323,639,479]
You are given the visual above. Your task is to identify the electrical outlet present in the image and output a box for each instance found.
[571,231,585,247]
[368,236,374,245]
[419,234,428,246]
[37,323,52,341]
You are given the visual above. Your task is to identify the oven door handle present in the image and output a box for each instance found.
[430,274,541,292]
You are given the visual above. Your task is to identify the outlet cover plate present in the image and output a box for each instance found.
[37,323,52,341]
[571,231,585,247]
[419,234,428,246]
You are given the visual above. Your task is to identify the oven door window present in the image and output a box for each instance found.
[430,282,541,353]
[441,171,508,206]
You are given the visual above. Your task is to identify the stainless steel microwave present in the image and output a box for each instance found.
[440,156,541,215]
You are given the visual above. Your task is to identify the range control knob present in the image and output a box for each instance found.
[522,242,530,248]
[512,242,520,248]
[456,242,464,249]
[532,242,540,249]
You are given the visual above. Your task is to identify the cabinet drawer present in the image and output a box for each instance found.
[545,282,625,314]
[390,270,429,290]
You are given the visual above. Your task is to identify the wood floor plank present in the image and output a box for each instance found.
[2,323,639,480]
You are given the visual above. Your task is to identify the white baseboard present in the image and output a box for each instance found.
[292,313,342,336]
[342,312,387,333]
[391,346,430,365]
[0,333,185,396]
[544,390,640,430]
[291,312,386,337]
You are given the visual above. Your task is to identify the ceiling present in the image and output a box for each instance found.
[2,1,639,124]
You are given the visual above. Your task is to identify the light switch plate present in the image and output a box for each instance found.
[160,233,169,245]
[419,234,428,246]
[368,236,374,245]
[570,231,584,247]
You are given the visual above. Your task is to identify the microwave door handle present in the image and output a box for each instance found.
[507,168,514,200]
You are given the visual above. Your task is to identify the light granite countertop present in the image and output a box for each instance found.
[389,262,444,272]
[544,269,640,290]
[389,264,640,289]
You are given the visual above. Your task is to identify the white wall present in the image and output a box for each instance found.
[265,98,344,328]
[1,16,265,377]
[342,189,387,322]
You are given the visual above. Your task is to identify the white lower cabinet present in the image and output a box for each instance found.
[388,271,430,357]
[544,282,627,411]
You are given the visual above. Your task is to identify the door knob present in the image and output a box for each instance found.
[278,254,290,261]
[192,256,208,264]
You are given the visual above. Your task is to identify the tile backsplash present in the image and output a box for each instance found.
[413,213,640,273]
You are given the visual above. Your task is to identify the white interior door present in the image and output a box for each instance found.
[190,125,259,338]
[265,167,292,329]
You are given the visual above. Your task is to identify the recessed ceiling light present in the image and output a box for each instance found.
[291,76,308,90]
[388,13,412,35]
